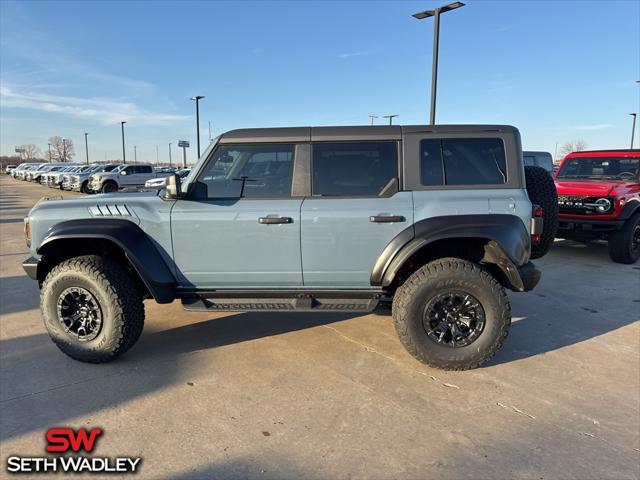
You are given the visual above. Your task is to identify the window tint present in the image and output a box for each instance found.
[312,142,398,196]
[420,138,507,186]
[197,144,295,198]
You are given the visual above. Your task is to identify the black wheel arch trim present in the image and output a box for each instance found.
[371,214,532,292]
[36,218,176,303]
[619,200,640,220]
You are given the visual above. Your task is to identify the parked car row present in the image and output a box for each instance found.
[8,148,639,264]
[8,162,185,193]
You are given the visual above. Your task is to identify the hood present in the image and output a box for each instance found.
[554,179,626,196]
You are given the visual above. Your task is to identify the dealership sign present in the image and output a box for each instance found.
[6,427,141,474]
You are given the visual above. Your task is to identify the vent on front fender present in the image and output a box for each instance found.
[88,205,132,216]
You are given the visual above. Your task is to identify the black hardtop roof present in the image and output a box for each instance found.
[219,125,518,143]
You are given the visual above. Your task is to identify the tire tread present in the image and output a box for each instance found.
[392,258,511,371]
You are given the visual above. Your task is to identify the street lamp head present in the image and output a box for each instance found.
[413,2,464,19]
[121,121,127,125]
[413,9,435,19]
[191,96,205,101]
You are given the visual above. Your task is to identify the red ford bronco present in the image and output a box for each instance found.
[554,149,640,263]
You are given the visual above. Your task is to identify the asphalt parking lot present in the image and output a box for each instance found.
[0,175,638,479]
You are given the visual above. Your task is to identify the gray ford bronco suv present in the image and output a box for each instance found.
[23,125,555,370]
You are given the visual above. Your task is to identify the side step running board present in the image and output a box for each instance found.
[181,293,381,312]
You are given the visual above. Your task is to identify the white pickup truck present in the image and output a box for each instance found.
[87,164,171,193]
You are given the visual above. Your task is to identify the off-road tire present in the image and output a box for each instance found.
[101,181,118,193]
[608,214,640,264]
[80,181,89,194]
[392,258,511,370]
[40,255,145,363]
[525,165,558,259]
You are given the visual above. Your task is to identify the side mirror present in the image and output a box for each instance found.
[120,170,127,176]
[165,173,182,199]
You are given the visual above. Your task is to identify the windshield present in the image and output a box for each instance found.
[557,157,639,180]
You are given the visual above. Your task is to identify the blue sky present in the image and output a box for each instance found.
[1,0,638,163]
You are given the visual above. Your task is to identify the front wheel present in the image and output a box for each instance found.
[608,214,640,264]
[101,182,118,193]
[392,258,511,370]
[40,256,145,363]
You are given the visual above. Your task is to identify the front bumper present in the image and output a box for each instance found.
[557,217,624,236]
[89,180,102,191]
[23,256,39,280]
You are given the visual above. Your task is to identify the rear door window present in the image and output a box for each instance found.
[312,142,398,196]
[420,138,507,186]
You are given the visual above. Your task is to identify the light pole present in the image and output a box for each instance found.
[413,2,465,125]
[134,145,137,162]
[120,121,127,163]
[168,142,173,167]
[368,114,378,125]
[382,114,399,125]
[62,138,67,162]
[156,144,159,166]
[191,95,205,158]
[630,114,637,149]
[84,132,89,164]
[47,143,51,162]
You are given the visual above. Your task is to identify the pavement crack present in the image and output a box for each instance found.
[496,402,536,419]
[322,325,461,390]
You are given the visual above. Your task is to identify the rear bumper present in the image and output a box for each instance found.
[22,256,39,280]
[517,261,541,292]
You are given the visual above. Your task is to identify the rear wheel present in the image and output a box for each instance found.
[525,165,558,259]
[608,214,640,264]
[40,255,145,363]
[392,258,511,370]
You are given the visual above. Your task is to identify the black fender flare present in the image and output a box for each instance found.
[371,214,531,292]
[619,199,640,220]
[37,218,176,303]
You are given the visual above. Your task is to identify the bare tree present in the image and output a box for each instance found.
[48,136,75,162]
[20,144,41,160]
[43,148,55,162]
[559,140,587,157]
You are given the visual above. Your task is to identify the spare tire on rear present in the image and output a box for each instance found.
[525,165,558,259]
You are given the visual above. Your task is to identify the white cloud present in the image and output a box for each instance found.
[0,85,188,126]
[573,124,613,131]
[338,52,365,59]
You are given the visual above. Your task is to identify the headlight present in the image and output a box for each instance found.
[594,198,611,213]
[24,218,31,248]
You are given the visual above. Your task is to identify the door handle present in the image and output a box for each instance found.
[258,216,293,225]
[369,215,405,223]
